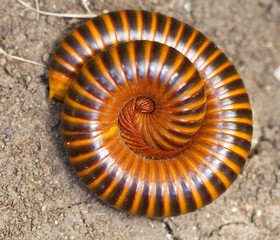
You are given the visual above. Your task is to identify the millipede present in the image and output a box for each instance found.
[48,10,253,217]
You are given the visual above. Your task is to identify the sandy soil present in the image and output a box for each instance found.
[0,0,280,239]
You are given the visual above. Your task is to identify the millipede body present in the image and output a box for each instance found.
[49,10,252,217]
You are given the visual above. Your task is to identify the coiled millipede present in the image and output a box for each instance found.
[49,10,252,217]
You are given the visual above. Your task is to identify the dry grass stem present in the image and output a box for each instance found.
[17,0,97,18]
[0,47,45,67]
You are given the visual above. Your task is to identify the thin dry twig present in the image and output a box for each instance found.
[17,0,97,18]
[81,0,92,13]
[0,47,45,67]
[6,1,98,68]
[34,0,40,21]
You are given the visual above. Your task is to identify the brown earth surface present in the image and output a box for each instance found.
[0,0,280,239]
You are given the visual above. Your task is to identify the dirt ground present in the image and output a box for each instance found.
[0,0,279,239]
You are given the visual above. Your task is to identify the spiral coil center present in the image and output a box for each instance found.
[118,95,201,159]
[118,96,177,159]
[134,96,156,113]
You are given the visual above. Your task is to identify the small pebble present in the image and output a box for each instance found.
[165,233,172,240]
[0,57,7,66]
[148,222,155,228]
[256,210,262,217]
[47,16,56,24]
[0,130,12,137]
[54,220,58,225]
[273,66,280,82]
[231,207,238,212]
[25,11,37,21]
[183,2,192,13]
[42,53,49,63]
[265,85,272,91]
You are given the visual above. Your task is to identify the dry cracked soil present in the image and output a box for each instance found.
[0,0,280,239]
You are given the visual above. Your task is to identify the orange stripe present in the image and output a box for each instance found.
[200,136,248,160]
[81,67,117,100]
[198,49,222,71]
[197,142,241,175]
[87,163,119,190]
[213,74,240,88]
[86,21,104,49]
[203,128,252,142]
[182,30,198,55]
[64,95,100,113]
[71,137,117,165]
[66,137,101,148]
[70,147,104,163]
[61,42,85,63]
[163,110,206,122]
[216,117,252,125]
[173,159,195,212]
[86,145,127,189]
[73,143,113,169]
[187,155,219,201]
[180,156,203,209]
[143,41,153,94]
[136,10,143,39]
[207,61,232,79]
[222,103,251,111]
[162,181,170,217]
[126,42,138,93]
[119,11,129,41]
[150,44,170,95]
[100,153,131,200]
[71,80,108,106]
[72,30,92,55]
[102,14,117,44]
[192,148,231,188]
[218,88,248,99]
[146,177,156,217]
[173,22,185,48]
[94,55,122,92]
[114,160,139,208]
[61,112,98,124]
[150,12,157,41]
[108,47,134,97]
[130,161,146,214]
[162,17,172,43]
[170,79,205,103]
[191,39,211,62]
[164,164,179,216]
[162,64,196,96]
[53,55,77,73]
